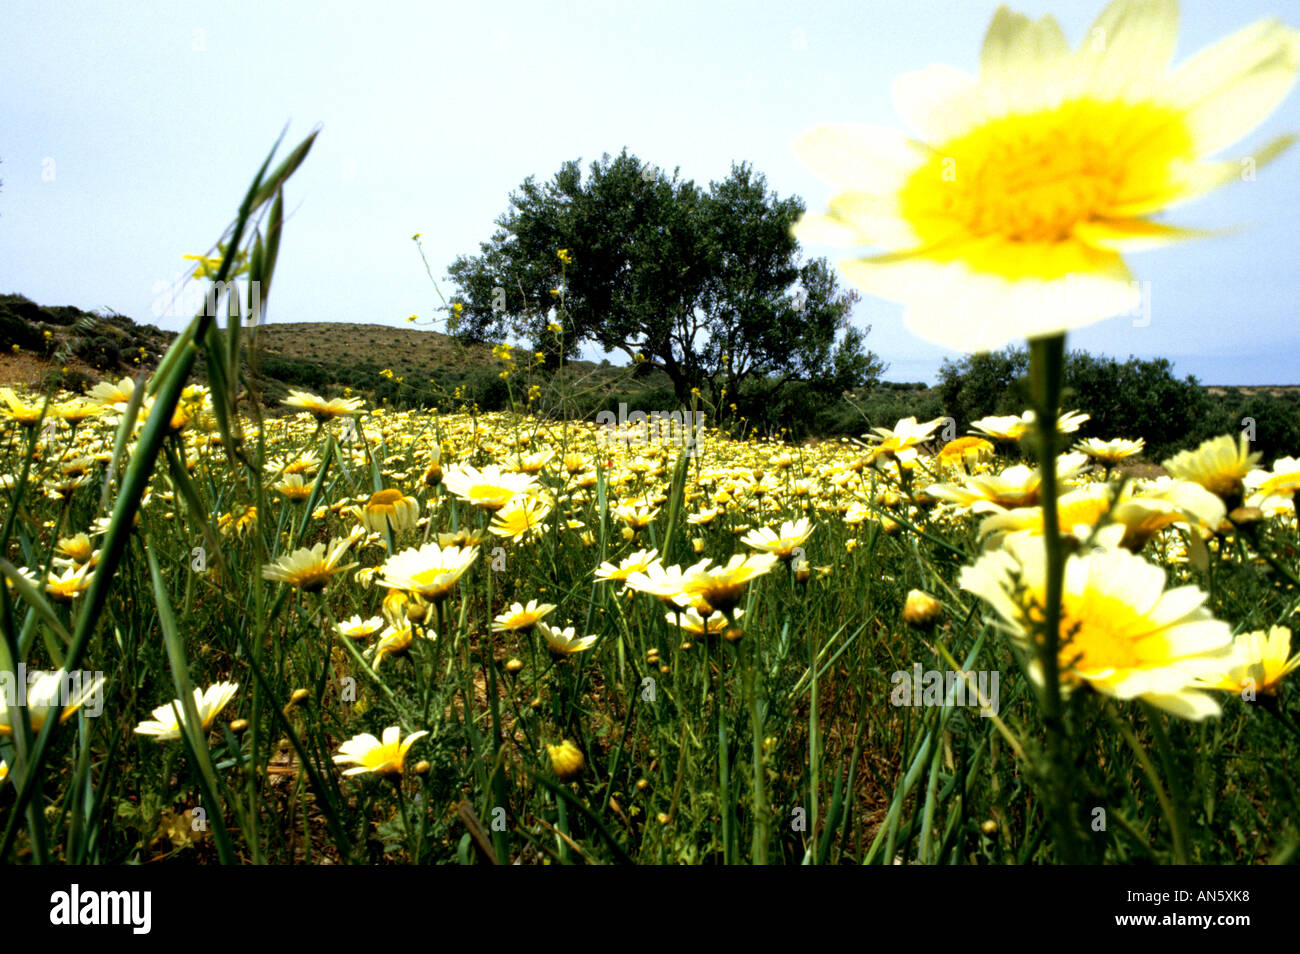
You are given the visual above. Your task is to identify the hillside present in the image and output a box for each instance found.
[0,294,668,412]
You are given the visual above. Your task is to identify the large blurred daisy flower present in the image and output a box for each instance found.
[794,0,1300,351]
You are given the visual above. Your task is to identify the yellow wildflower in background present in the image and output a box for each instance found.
[1197,626,1300,697]
[547,739,585,780]
[351,488,420,534]
[134,682,239,741]
[1163,433,1261,501]
[334,726,428,777]
[281,389,365,422]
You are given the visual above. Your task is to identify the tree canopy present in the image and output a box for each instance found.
[446,149,883,413]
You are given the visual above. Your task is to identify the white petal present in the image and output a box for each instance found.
[1163,18,1300,156]
[891,64,984,141]
[839,249,1139,352]
[1136,690,1222,720]
[792,211,871,247]
[979,8,1072,114]
[1075,0,1179,100]
[792,123,927,192]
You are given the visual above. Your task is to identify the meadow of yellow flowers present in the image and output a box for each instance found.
[3,0,1299,865]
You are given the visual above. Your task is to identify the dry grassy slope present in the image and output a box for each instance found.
[258,322,494,379]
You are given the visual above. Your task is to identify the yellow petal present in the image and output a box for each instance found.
[1072,217,1212,252]
[791,211,869,247]
[1108,134,1299,215]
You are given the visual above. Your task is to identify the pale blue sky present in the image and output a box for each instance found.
[3,0,1298,384]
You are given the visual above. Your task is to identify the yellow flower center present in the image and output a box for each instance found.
[368,488,404,512]
[899,97,1194,278]
[1058,591,1162,677]
[1028,589,1169,679]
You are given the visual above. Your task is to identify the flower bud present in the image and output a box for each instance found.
[902,589,943,630]
[547,740,585,781]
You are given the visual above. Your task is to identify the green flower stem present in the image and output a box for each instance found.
[739,619,770,865]
[1028,334,1079,862]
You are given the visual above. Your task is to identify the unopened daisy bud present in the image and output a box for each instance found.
[657,812,670,825]
[723,626,744,643]
[505,658,523,674]
[692,537,705,554]
[621,526,635,541]
[547,740,585,781]
[794,561,811,584]
[636,778,649,791]
[413,760,431,776]
[981,819,998,836]
[880,517,900,535]
[659,665,670,675]
[229,719,249,734]
[284,688,309,713]
[1229,506,1264,525]
[423,461,443,487]
[902,590,943,630]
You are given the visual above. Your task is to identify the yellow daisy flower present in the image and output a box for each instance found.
[547,739,585,780]
[936,436,995,470]
[1075,436,1146,465]
[336,614,386,640]
[960,534,1232,719]
[1196,626,1300,697]
[674,553,779,616]
[594,548,661,585]
[441,463,538,511]
[865,416,944,464]
[741,517,815,561]
[0,670,105,735]
[281,389,365,423]
[492,599,557,633]
[350,488,420,534]
[334,726,428,777]
[134,681,239,741]
[261,536,359,592]
[489,496,553,542]
[537,621,600,657]
[1163,433,1261,500]
[376,542,478,603]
